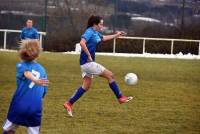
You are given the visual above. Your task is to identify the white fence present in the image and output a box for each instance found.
[0,29,46,49]
[113,36,200,55]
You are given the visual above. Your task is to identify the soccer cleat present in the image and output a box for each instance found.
[118,96,133,104]
[63,102,73,117]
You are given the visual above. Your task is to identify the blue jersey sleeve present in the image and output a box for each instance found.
[34,29,39,39]
[81,29,93,42]
[16,63,29,79]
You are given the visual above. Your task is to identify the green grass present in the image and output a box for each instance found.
[0,51,200,134]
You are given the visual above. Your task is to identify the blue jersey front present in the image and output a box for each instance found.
[7,61,48,127]
[20,27,39,40]
[80,27,103,65]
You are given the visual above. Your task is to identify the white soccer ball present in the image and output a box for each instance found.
[124,73,138,85]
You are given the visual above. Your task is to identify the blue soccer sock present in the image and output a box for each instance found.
[109,81,122,99]
[69,87,86,104]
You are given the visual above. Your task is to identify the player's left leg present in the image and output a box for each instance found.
[100,69,133,104]
[27,126,40,134]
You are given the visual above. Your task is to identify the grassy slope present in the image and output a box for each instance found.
[0,51,200,134]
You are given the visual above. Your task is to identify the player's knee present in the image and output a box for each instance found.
[106,74,114,82]
[109,72,114,79]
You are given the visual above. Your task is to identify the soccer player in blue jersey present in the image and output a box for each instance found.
[64,15,133,117]
[2,40,49,134]
[20,19,39,40]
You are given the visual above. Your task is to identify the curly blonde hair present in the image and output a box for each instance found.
[18,40,41,61]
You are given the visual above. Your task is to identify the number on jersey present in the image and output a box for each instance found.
[29,70,40,88]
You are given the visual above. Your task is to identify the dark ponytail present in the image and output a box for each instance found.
[87,15,103,28]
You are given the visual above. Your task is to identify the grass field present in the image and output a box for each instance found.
[0,51,200,134]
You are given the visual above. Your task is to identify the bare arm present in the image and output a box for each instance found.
[24,71,49,86]
[80,38,93,62]
[102,31,126,42]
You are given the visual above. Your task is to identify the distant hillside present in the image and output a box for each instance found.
[117,0,198,23]
[0,0,199,23]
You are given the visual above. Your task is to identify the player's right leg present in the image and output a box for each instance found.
[64,76,92,117]
[2,119,18,134]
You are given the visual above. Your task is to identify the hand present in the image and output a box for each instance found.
[34,78,49,86]
[119,31,127,36]
[116,31,127,37]
[87,55,93,62]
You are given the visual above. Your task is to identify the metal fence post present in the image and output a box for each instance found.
[113,38,116,53]
[171,40,174,54]
[40,34,43,48]
[143,38,146,54]
[3,30,7,49]
[199,41,200,55]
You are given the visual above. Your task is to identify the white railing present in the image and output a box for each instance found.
[1,29,199,55]
[113,36,200,55]
[0,29,46,49]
